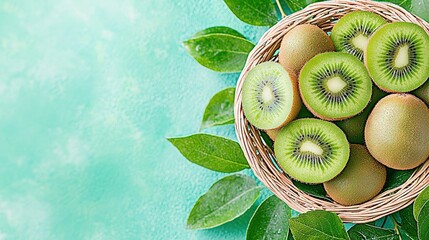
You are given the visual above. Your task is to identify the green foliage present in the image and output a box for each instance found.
[292,180,329,200]
[201,87,235,130]
[410,0,429,22]
[246,195,291,240]
[417,202,429,240]
[183,27,254,72]
[383,169,414,191]
[285,0,324,12]
[223,0,278,26]
[414,186,429,220]
[186,174,262,229]
[397,206,418,239]
[348,224,399,240]
[289,210,349,240]
[168,134,249,173]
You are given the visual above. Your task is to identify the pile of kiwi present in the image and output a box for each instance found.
[241,11,429,206]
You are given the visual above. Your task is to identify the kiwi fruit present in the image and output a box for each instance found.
[331,11,387,61]
[324,144,386,206]
[336,86,387,144]
[299,52,372,121]
[365,94,429,170]
[279,24,335,75]
[365,22,429,92]
[274,118,350,184]
[413,79,429,106]
[265,128,281,141]
[242,62,301,129]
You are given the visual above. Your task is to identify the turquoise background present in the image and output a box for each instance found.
[0,0,272,239]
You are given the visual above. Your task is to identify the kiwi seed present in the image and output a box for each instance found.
[242,62,301,129]
[274,118,350,184]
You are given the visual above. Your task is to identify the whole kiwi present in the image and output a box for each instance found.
[365,94,429,170]
[413,80,429,106]
[278,24,335,75]
[324,144,386,206]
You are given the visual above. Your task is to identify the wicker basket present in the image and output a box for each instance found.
[234,0,429,223]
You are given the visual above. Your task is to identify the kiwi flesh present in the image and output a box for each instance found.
[365,94,429,170]
[413,80,429,106]
[336,86,387,144]
[242,62,301,129]
[324,144,386,206]
[299,52,372,121]
[279,24,335,75]
[331,11,387,61]
[365,22,429,92]
[274,118,350,184]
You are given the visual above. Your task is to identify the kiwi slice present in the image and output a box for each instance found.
[365,22,429,92]
[324,144,386,206]
[242,62,301,129]
[331,11,387,61]
[365,94,429,170]
[274,118,350,184]
[279,24,335,75]
[299,52,372,121]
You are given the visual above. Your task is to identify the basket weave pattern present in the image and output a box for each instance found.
[234,0,429,223]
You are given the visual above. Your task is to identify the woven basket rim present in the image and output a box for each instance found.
[234,0,429,223]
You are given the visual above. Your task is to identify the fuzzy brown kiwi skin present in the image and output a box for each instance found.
[365,94,429,170]
[324,144,386,206]
[265,128,281,141]
[279,24,335,75]
[276,66,302,129]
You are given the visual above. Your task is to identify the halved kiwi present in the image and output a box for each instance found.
[365,22,429,92]
[299,52,372,121]
[324,144,386,206]
[274,118,350,184]
[331,11,387,61]
[242,62,301,129]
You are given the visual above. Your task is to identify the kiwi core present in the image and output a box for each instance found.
[352,34,369,51]
[262,85,275,103]
[326,76,348,93]
[300,141,324,155]
[394,45,410,68]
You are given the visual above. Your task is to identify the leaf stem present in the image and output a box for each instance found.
[390,215,403,240]
[275,0,286,18]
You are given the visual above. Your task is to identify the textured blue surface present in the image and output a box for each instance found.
[0,0,271,239]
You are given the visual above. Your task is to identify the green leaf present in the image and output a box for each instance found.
[418,201,429,240]
[413,186,429,221]
[377,0,411,10]
[289,210,350,240]
[246,195,292,240]
[183,27,254,72]
[187,174,262,229]
[292,180,330,200]
[383,168,414,191]
[223,0,278,26]
[399,206,418,239]
[201,87,235,130]
[168,134,249,173]
[348,224,399,240]
[285,0,324,12]
[410,0,429,22]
